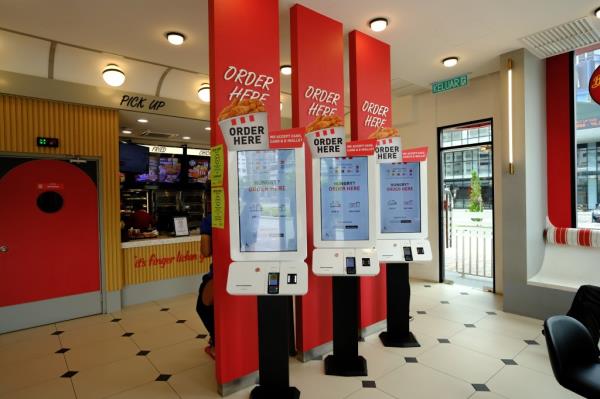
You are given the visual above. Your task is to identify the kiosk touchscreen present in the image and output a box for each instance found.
[226,148,308,296]
[312,156,378,276]
[376,161,432,262]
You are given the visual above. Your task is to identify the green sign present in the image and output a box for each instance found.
[432,74,469,94]
[210,144,224,187]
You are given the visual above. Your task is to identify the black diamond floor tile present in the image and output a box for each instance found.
[137,350,151,356]
[417,311,427,314]
[55,348,70,354]
[160,308,170,312]
[524,340,539,345]
[472,384,490,392]
[486,312,497,315]
[405,357,418,363]
[197,334,208,339]
[464,324,476,328]
[460,292,469,295]
[51,331,64,335]
[440,301,450,304]
[156,374,172,382]
[502,359,518,365]
[424,285,432,288]
[122,332,135,337]
[438,338,451,343]
[61,371,78,378]
[176,320,186,324]
[362,380,376,388]
[111,318,121,322]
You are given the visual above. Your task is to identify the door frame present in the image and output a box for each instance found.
[436,118,496,293]
[0,152,106,318]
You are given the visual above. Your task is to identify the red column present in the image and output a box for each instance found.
[209,0,281,385]
[349,30,392,332]
[291,4,344,357]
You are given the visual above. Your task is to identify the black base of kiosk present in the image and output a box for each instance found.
[379,263,421,348]
[325,276,368,377]
[254,296,301,398]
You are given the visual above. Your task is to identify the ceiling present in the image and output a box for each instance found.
[0,0,599,105]
[118,110,210,147]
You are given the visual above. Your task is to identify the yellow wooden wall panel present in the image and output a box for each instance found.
[0,95,123,291]
[122,242,210,285]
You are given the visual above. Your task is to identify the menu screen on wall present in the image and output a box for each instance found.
[320,157,370,241]
[380,162,421,233]
[237,149,297,252]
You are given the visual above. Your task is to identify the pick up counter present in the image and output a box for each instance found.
[120,235,211,306]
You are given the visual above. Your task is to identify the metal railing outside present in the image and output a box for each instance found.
[445,229,493,278]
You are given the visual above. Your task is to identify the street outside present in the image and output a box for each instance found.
[577,211,600,229]
[443,209,493,280]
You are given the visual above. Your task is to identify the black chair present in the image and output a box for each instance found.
[544,316,600,398]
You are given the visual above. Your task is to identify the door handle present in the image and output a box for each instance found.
[0,245,7,253]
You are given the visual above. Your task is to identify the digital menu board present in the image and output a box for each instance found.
[379,162,421,234]
[135,155,181,184]
[188,157,210,184]
[320,157,370,241]
[237,149,298,252]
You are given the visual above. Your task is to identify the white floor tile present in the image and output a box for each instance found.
[357,341,405,379]
[377,363,474,399]
[418,343,504,384]
[451,327,528,359]
[488,365,582,399]
[410,314,466,338]
[289,360,363,399]
[514,343,554,376]
[427,303,489,325]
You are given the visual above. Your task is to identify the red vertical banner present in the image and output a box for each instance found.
[349,30,391,332]
[291,4,344,358]
[209,0,280,387]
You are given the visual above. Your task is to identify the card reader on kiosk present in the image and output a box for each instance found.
[312,156,379,276]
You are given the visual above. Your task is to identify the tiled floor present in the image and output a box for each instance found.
[0,282,582,399]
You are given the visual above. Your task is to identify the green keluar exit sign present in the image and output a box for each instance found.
[432,74,469,94]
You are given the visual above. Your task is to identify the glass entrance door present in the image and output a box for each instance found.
[438,120,495,291]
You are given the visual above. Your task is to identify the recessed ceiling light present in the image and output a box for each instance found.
[280,102,283,111]
[204,126,211,131]
[595,7,600,18]
[166,32,186,46]
[442,57,459,68]
[137,118,148,124]
[121,129,132,134]
[197,85,210,102]
[369,18,388,32]
[102,64,125,87]
[280,65,292,76]
[182,136,191,140]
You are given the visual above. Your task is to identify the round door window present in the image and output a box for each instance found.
[37,191,64,213]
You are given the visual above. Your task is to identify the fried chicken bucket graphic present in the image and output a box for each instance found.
[218,98,269,150]
[305,115,347,158]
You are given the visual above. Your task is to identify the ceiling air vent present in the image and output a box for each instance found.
[520,17,600,59]
[139,130,178,139]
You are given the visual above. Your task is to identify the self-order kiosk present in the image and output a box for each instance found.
[312,156,379,276]
[226,148,308,296]
[375,156,432,348]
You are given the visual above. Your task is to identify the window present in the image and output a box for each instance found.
[574,45,600,228]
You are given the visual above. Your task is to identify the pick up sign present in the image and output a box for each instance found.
[375,137,402,163]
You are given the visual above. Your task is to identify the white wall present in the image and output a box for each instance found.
[392,73,504,293]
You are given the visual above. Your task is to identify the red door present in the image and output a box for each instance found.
[0,158,100,307]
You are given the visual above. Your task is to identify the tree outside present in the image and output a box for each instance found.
[468,170,483,213]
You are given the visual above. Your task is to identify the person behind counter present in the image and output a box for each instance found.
[196,190,214,359]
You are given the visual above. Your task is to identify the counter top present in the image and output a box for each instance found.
[121,234,202,249]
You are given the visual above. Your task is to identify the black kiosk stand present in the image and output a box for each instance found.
[324,277,368,376]
[379,263,420,348]
[252,297,300,399]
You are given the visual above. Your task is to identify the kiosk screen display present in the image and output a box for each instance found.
[380,162,421,233]
[237,150,297,252]
[320,157,370,241]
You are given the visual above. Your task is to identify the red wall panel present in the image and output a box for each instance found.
[546,53,574,228]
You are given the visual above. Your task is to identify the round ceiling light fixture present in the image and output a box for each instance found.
[280,65,292,76]
[137,118,148,124]
[166,32,186,46]
[442,57,459,68]
[121,129,132,134]
[369,18,388,32]
[102,64,125,87]
[182,136,191,140]
[197,84,210,102]
[595,7,600,18]
[204,126,211,131]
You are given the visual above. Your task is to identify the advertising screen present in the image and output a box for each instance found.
[237,150,297,252]
[320,157,370,241]
[379,162,421,234]
[188,157,210,184]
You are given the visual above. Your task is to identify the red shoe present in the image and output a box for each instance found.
[204,345,216,360]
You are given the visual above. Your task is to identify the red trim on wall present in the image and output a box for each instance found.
[546,53,574,228]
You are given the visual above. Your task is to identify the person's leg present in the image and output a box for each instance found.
[196,281,215,346]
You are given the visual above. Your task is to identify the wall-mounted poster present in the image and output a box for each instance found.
[320,157,369,241]
[379,162,421,234]
[237,149,297,252]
